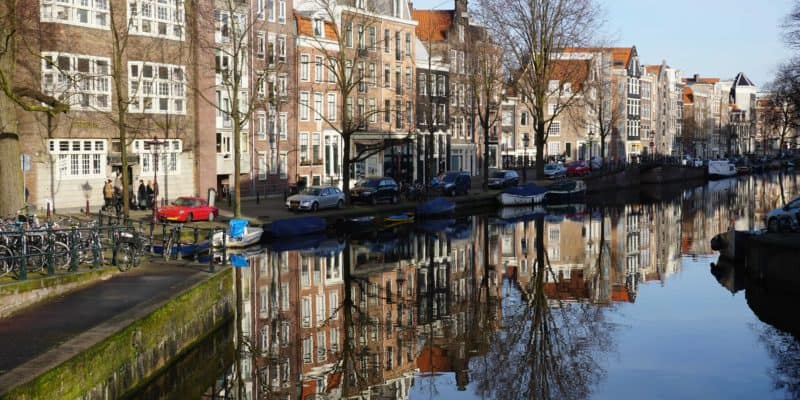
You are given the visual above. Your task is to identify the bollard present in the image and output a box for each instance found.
[221,232,228,266]
[46,226,55,276]
[228,193,232,207]
[18,232,27,281]
[46,203,51,220]
[85,199,90,215]
[208,229,215,273]
[69,227,79,272]
[193,226,199,262]
[149,222,155,253]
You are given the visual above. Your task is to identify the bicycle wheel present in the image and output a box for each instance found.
[117,243,134,271]
[163,236,174,261]
[0,245,15,277]
[25,245,47,274]
[52,241,71,270]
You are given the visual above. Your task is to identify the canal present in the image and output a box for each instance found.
[136,173,800,400]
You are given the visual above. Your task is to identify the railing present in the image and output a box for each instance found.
[1,212,233,281]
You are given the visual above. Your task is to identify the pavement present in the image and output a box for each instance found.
[0,261,212,377]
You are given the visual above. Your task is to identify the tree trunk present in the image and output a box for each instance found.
[600,133,607,166]
[427,129,435,198]
[535,120,545,178]
[342,134,351,204]
[0,132,23,217]
[482,124,490,191]
[233,117,241,218]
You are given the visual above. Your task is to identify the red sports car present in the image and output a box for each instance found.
[566,161,590,177]
[157,197,218,222]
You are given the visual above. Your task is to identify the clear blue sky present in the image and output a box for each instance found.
[411,0,796,87]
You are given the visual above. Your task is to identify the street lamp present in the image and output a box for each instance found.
[145,137,164,224]
[521,134,530,183]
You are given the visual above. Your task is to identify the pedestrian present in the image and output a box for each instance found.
[146,180,154,209]
[102,179,114,211]
[137,180,147,210]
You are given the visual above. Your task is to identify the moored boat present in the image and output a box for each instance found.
[213,218,264,248]
[497,183,548,206]
[264,216,327,238]
[544,180,586,202]
[708,160,737,179]
[385,213,415,225]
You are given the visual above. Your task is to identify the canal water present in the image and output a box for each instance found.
[137,173,800,400]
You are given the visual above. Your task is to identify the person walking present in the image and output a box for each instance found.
[102,179,114,211]
[137,180,147,210]
[146,181,154,210]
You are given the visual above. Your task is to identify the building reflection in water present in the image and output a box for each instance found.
[200,173,800,400]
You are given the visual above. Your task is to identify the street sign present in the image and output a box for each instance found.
[20,154,31,172]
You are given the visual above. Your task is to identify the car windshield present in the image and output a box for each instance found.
[567,162,580,167]
[302,188,322,196]
[442,173,460,182]
[173,198,198,207]
[491,171,506,178]
[356,179,380,188]
[545,164,557,170]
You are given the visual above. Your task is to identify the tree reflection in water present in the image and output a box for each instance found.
[470,213,615,400]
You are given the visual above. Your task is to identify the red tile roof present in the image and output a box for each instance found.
[682,86,694,104]
[561,47,633,68]
[412,10,454,41]
[550,59,591,91]
[296,15,337,39]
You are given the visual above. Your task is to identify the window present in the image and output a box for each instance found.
[384,64,390,87]
[128,0,184,39]
[277,73,287,95]
[299,133,309,163]
[266,0,274,21]
[384,29,390,52]
[327,58,337,83]
[369,98,376,123]
[279,113,288,140]
[548,121,560,136]
[369,26,377,50]
[300,54,309,80]
[133,139,182,175]
[405,32,411,55]
[627,99,640,116]
[128,61,186,114]
[345,23,353,47]
[626,120,640,138]
[628,77,640,95]
[277,35,286,62]
[278,0,286,23]
[357,24,364,49]
[257,112,267,140]
[548,80,559,91]
[384,100,391,123]
[369,63,376,86]
[48,139,107,179]
[548,103,559,115]
[521,112,528,126]
[548,141,561,155]
[314,56,323,82]
[314,93,323,120]
[42,52,111,111]
[256,32,265,58]
[406,101,412,125]
[312,133,321,163]
[279,152,287,178]
[327,93,336,121]
[502,110,512,126]
[41,0,109,29]
[299,92,310,120]
[419,73,427,95]
[405,67,412,90]
[258,152,267,180]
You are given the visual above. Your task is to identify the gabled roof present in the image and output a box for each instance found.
[683,75,720,85]
[733,72,755,87]
[550,59,590,91]
[412,9,454,41]
[644,65,661,75]
[296,15,337,39]
[561,47,634,68]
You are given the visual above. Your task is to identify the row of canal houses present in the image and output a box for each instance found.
[19,0,705,211]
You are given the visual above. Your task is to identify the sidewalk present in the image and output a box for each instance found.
[0,262,212,376]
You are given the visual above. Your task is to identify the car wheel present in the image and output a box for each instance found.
[337,199,344,209]
[186,213,193,223]
[768,218,779,233]
[208,212,215,222]
[311,202,319,212]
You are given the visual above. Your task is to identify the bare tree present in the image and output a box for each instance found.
[478,0,603,177]
[764,64,800,153]
[297,0,411,204]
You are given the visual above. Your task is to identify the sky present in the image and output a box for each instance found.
[410,0,796,87]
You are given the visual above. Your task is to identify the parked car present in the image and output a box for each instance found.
[590,156,603,170]
[158,196,218,222]
[566,161,590,177]
[435,171,472,196]
[350,177,400,205]
[543,163,567,179]
[286,186,345,211]
[766,196,800,232]
[488,170,520,189]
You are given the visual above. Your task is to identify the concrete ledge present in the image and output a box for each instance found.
[0,268,120,318]
[0,268,234,399]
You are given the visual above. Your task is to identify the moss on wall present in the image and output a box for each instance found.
[3,268,234,399]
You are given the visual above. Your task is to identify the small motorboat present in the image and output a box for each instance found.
[544,180,586,203]
[416,197,456,217]
[497,206,546,223]
[264,216,327,238]
[708,160,737,179]
[336,215,376,234]
[497,183,548,206]
[213,218,264,248]
[384,213,415,225]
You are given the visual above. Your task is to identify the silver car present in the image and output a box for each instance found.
[286,186,345,211]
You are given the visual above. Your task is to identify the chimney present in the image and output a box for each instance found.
[693,74,699,82]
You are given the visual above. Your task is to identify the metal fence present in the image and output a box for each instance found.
[1,213,232,281]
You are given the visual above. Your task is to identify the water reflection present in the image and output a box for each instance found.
[152,173,800,399]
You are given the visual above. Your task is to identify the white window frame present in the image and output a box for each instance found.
[548,121,561,136]
[127,0,185,40]
[300,54,309,81]
[42,52,112,111]
[299,92,310,120]
[327,93,336,122]
[48,139,107,180]
[41,0,110,29]
[132,139,183,175]
[128,61,186,115]
[257,111,267,140]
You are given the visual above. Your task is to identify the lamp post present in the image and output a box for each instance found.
[145,137,164,224]
[522,134,530,183]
